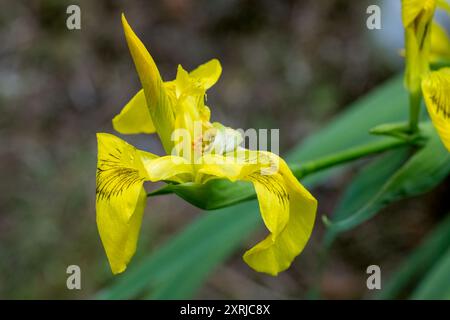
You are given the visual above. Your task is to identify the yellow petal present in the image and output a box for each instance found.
[247,172,290,238]
[402,0,436,92]
[189,59,222,90]
[174,65,202,98]
[142,155,194,183]
[97,186,146,274]
[112,89,156,134]
[430,22,450,61]
[96,133,193,274]
[170,64,212,135]
[198,150,317,275]
[198,152,289,236]
[96,133,155,274]
[401,0,436,28]
[437,0,450,14]
[422,69,450,151]
[121,14,175,153]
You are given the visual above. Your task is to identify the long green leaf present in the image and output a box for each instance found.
[376,214,450,299]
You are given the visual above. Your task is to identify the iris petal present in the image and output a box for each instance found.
[189,59,222,90]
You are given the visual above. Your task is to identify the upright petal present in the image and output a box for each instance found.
[189,59,222,90]
[401,0,436,28]
[121,14,175,153]
[422,69,450,151]
[198,150,317,275]
[112,89,156,134]
[96,186,147,274]
[96,133,155,273]
[430,22,450,62]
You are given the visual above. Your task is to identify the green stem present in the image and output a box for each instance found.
[408,90,422,134]
[290,138,408,179]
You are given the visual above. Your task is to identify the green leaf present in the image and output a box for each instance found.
[411,246,450,299]
[98,74,410,299]
[324,123,450,233]
[376,214,450,299]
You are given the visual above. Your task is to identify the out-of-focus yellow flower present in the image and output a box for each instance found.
[430,22,450,61]
[421,68,450,151]
[95,14,317,276]
[402,0,437,93]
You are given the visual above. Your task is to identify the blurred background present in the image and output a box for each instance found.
[0,0,448,299]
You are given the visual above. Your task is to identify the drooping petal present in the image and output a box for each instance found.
[96,186,147,275]
[189,59,222,90]
[243,159,317,276]
[96,133,155,274]
[121,14,175,153]
[198,150,317,275]
[422,69,450,151]
[437,0,450,14]
[112,89,156,134]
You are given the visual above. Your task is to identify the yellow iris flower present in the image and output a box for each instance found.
[96,14,317,276]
